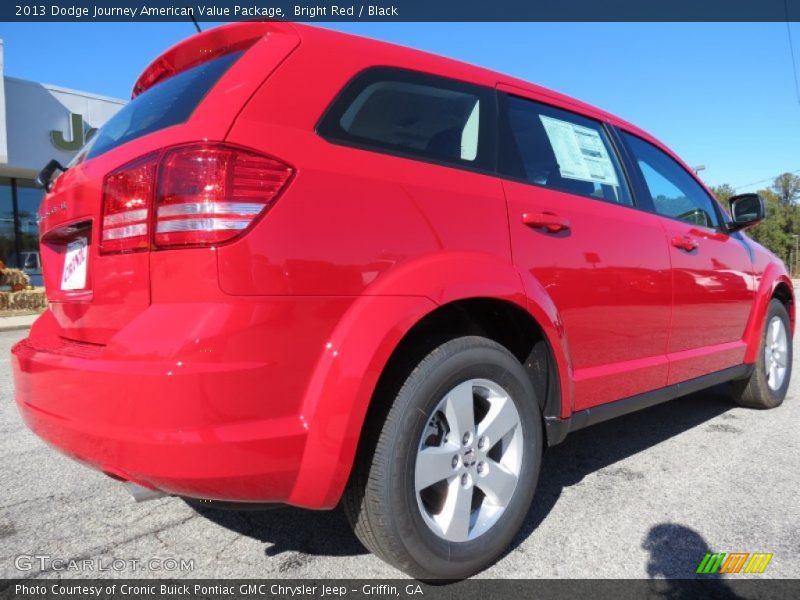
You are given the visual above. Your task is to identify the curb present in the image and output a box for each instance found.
[0,314,40,333]
[0,324,34,332]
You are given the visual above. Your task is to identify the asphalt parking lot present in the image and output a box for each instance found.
[1,326,798,580]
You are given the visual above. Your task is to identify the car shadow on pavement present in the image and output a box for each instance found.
[191,386,735,563]
[509,385,736,552]
[188,500,368,557]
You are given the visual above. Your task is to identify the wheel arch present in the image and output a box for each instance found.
[371,297,565,426]
[287,253,571,508]
[743,267,795,364]
[772,280,795,331]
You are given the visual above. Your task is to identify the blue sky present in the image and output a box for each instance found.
[1,22,798,190]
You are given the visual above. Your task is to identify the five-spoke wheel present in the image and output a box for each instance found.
[764,315,789,391]
[731,299,792,409]
[415,379,523,542]
[343,336,543,579]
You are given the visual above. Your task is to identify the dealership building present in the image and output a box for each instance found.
[0,39,124,284]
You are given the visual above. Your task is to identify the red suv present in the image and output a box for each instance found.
[12,22,794,578]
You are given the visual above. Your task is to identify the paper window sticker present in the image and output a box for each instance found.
[539,115,619,187]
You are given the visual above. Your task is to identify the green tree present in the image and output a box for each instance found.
[747,188,793,265]
[772,172,800,205]
[710,183,736,204]
[710,178,800,272]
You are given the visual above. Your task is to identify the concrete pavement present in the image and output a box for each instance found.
[0,329,798,579]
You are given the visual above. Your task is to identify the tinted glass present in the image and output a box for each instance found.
[0,178,14,270]
[500,95,631,205]
[623,133,719,228]
[85,52,241,160]
[318,68,494,170]
[15,179,43,285]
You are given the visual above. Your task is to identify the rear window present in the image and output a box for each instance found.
[317,68,495,171]
[84,52,242,160]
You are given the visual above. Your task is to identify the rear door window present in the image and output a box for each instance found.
[499,94,632,205]
[317,68,495,171]
[83,51,242,160]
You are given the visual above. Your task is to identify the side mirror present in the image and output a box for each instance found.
[728,193,765,232]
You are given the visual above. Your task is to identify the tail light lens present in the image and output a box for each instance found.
[100,143,293,253]
[155,145,292,247]
[100,154,158,253]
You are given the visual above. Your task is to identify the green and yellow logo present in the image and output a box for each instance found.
[696,552,773,574]
[50,113,98,152]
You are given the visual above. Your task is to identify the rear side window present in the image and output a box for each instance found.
[84,52,242,160]
[499,95,631,205]
[317,68,494,171]
[623,132,720,228]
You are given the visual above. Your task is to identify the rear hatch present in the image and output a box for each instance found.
[37,22,299,345]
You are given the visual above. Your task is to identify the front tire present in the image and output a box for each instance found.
[731,299,792,409]
[343,336,542,579]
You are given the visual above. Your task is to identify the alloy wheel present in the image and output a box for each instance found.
[764,315,789,391]
[414,378,524,542]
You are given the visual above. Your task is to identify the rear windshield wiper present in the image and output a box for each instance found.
[36,159,69,192]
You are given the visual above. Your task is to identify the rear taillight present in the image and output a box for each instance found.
[100,143,292,253]
[155,145,292,248]
[100,154,158,253]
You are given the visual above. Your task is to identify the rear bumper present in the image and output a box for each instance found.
[15,377,306,502]
[13,341,306,501]
[12,294,435,508]
[11,301,349,506]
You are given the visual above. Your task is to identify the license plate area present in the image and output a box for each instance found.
[41,220,93,301]
[61,237,89,291]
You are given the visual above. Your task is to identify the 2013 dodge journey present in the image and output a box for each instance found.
[12,22,794,578]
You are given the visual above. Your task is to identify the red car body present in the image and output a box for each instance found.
[12,22,794,511]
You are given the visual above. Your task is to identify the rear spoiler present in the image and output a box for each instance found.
[132,21,297,98]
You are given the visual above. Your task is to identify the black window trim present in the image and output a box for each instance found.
[605,125,654,213]
[315,66,726,232]
[496,91,643,211]
[615,127,730,233]
[316,66,498,178]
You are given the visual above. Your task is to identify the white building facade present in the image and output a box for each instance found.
[0,39,124,283]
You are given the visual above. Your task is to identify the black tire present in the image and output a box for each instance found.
[730,299,792,409]
[343,336,543,579]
